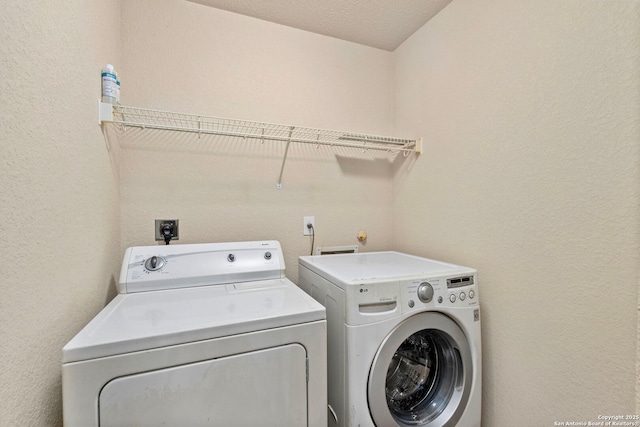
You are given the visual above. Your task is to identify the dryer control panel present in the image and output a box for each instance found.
[119,241,285,293]
[400,273,479,314]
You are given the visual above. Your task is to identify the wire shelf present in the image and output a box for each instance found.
[103,104,420,154]
[98,101,421,187]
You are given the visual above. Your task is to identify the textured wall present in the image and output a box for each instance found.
[3,0,638,425]
[393,0,640,424]
[0,1,122,425]
[118,0,398,280]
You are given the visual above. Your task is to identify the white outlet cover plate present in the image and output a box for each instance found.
[303,216,315,236]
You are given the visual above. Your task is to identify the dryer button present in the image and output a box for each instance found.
[469,290,475,299]
[449,294,456,303]
[459,292,466,301]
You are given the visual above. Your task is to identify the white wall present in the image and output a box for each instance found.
[118,0,397,280]
[0,1,122,425]
[393,0,640,424]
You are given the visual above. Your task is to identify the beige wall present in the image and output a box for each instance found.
[118,0,397,280]
[393,0,640,424]
[0,1,122,426]
[3,0,639,425]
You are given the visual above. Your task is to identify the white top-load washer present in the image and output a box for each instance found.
[299,251,481,427]
[63,241,327,427]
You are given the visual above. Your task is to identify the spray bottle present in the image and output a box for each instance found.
[101,64,117,104]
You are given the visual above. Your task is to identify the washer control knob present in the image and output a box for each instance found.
[449,294,457,303]
[460,292,466,301]
[469,290,475,299]
[417,282,434,303]
[144,256,165,271]
[264,251,272,260]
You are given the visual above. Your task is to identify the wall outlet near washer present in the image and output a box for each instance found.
[155,219,179,242]
[303,216,315,236]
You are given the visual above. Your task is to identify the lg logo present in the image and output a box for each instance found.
[359,288,369,293]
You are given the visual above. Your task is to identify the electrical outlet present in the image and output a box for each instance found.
[303,216,315,236]
[155,219,179,242]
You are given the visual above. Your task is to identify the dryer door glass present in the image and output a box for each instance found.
[368,312,473,427]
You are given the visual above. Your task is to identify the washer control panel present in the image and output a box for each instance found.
[401,274,478,313]
[144,256,166,271]
[119,241,285,293]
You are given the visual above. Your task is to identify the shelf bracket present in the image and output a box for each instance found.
[415,138,423,155]
[276,127,294,189]
[98,99,113,125]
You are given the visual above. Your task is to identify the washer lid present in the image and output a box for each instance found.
[62,278,325,363]
[299,251,475,286]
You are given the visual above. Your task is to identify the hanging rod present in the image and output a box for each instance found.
[99,102,421,154]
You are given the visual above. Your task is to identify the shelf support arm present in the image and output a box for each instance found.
[276,127,294,189]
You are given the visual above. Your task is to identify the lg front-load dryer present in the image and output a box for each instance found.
[299,251,481,427]
[63,241,327,427]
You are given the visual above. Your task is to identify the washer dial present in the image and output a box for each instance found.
[417,282,434,303]
[144,256,165,271]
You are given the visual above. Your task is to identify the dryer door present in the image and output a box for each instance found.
[99,344,308,427]
[368,312,473,427]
